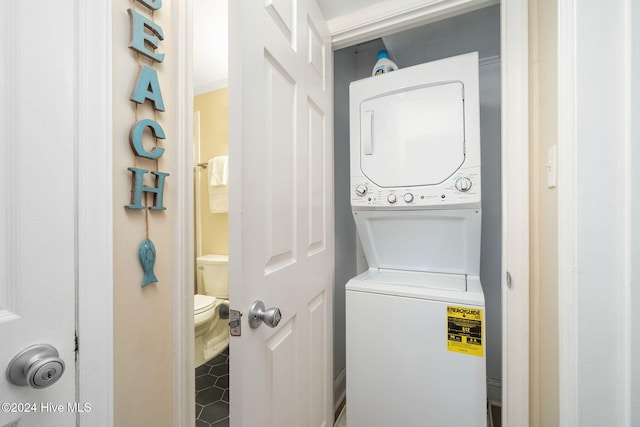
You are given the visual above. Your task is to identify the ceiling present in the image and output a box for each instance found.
[316,0,387,20]
[193,0,228,94]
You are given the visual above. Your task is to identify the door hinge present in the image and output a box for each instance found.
[74,331,79,353]
[506,271,513,288]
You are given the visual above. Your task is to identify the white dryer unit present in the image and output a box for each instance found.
[350,52,481,211]
[346,52,486,427]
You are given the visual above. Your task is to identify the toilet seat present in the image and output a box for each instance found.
[194,294,216,314]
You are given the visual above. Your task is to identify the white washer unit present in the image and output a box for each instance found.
[346,52,486,427]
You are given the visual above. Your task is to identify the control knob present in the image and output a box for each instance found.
[354,184,368,197]
[403,193,414,203]
[455,177,473,192]
[387,194,397,204]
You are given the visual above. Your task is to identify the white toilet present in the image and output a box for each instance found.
[194,254,229,368]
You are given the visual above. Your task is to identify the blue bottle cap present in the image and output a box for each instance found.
[376,50,390,60]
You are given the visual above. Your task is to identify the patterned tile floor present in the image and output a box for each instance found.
[195,347,229,427]
[195,350,500,427]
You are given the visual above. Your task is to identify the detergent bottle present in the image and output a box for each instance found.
[372,50,398,76]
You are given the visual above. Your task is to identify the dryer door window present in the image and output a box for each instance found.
[359,81,465,187]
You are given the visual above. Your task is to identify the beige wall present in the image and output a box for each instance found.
[529,0,559,425]
[113,2,175,425]
[194,89,229,259]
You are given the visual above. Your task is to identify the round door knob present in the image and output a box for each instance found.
[403,193,414,203]
[249,300,282,329]
[354,184,368,197]
[387,194,397,204]
[6,344,65,389]
[455,176,473,192]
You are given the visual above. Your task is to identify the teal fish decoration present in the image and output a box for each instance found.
[139,238,158,287]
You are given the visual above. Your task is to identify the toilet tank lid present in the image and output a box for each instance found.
[197,254,229,265]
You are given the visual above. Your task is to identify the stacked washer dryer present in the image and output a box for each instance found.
[346,52,486,426]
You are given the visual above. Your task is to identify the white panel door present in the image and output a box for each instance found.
[0,2,77,426]
[228,0,334,425]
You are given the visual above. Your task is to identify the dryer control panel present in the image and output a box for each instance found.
[351,165,480,210]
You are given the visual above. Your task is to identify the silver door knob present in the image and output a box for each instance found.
[249,300,282,329]
[6,344,65,389]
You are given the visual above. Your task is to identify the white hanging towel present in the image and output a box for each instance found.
[207,156,229,213]
[209,155,228,186]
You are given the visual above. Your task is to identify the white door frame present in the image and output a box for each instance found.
[498,1,530,423]
[76,1,114,426]
[78,1,192,425]
[171,0,529,426]
[171,0,196,426]
[324,0,529,425]
[171,0,195,426]
[558,1,635,425]
[79,2,192,426]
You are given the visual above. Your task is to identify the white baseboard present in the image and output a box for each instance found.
[333,371,500,418]
[334,369,346,413]
[487,376,502,405]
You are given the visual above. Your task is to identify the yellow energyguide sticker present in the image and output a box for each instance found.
[447,305,483,357]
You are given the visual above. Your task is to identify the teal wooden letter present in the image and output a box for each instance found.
[136,0,162,11]
[126,167,170,211]
[131,65,165,111]
[128,8,165,63]
[130,119,166,159]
